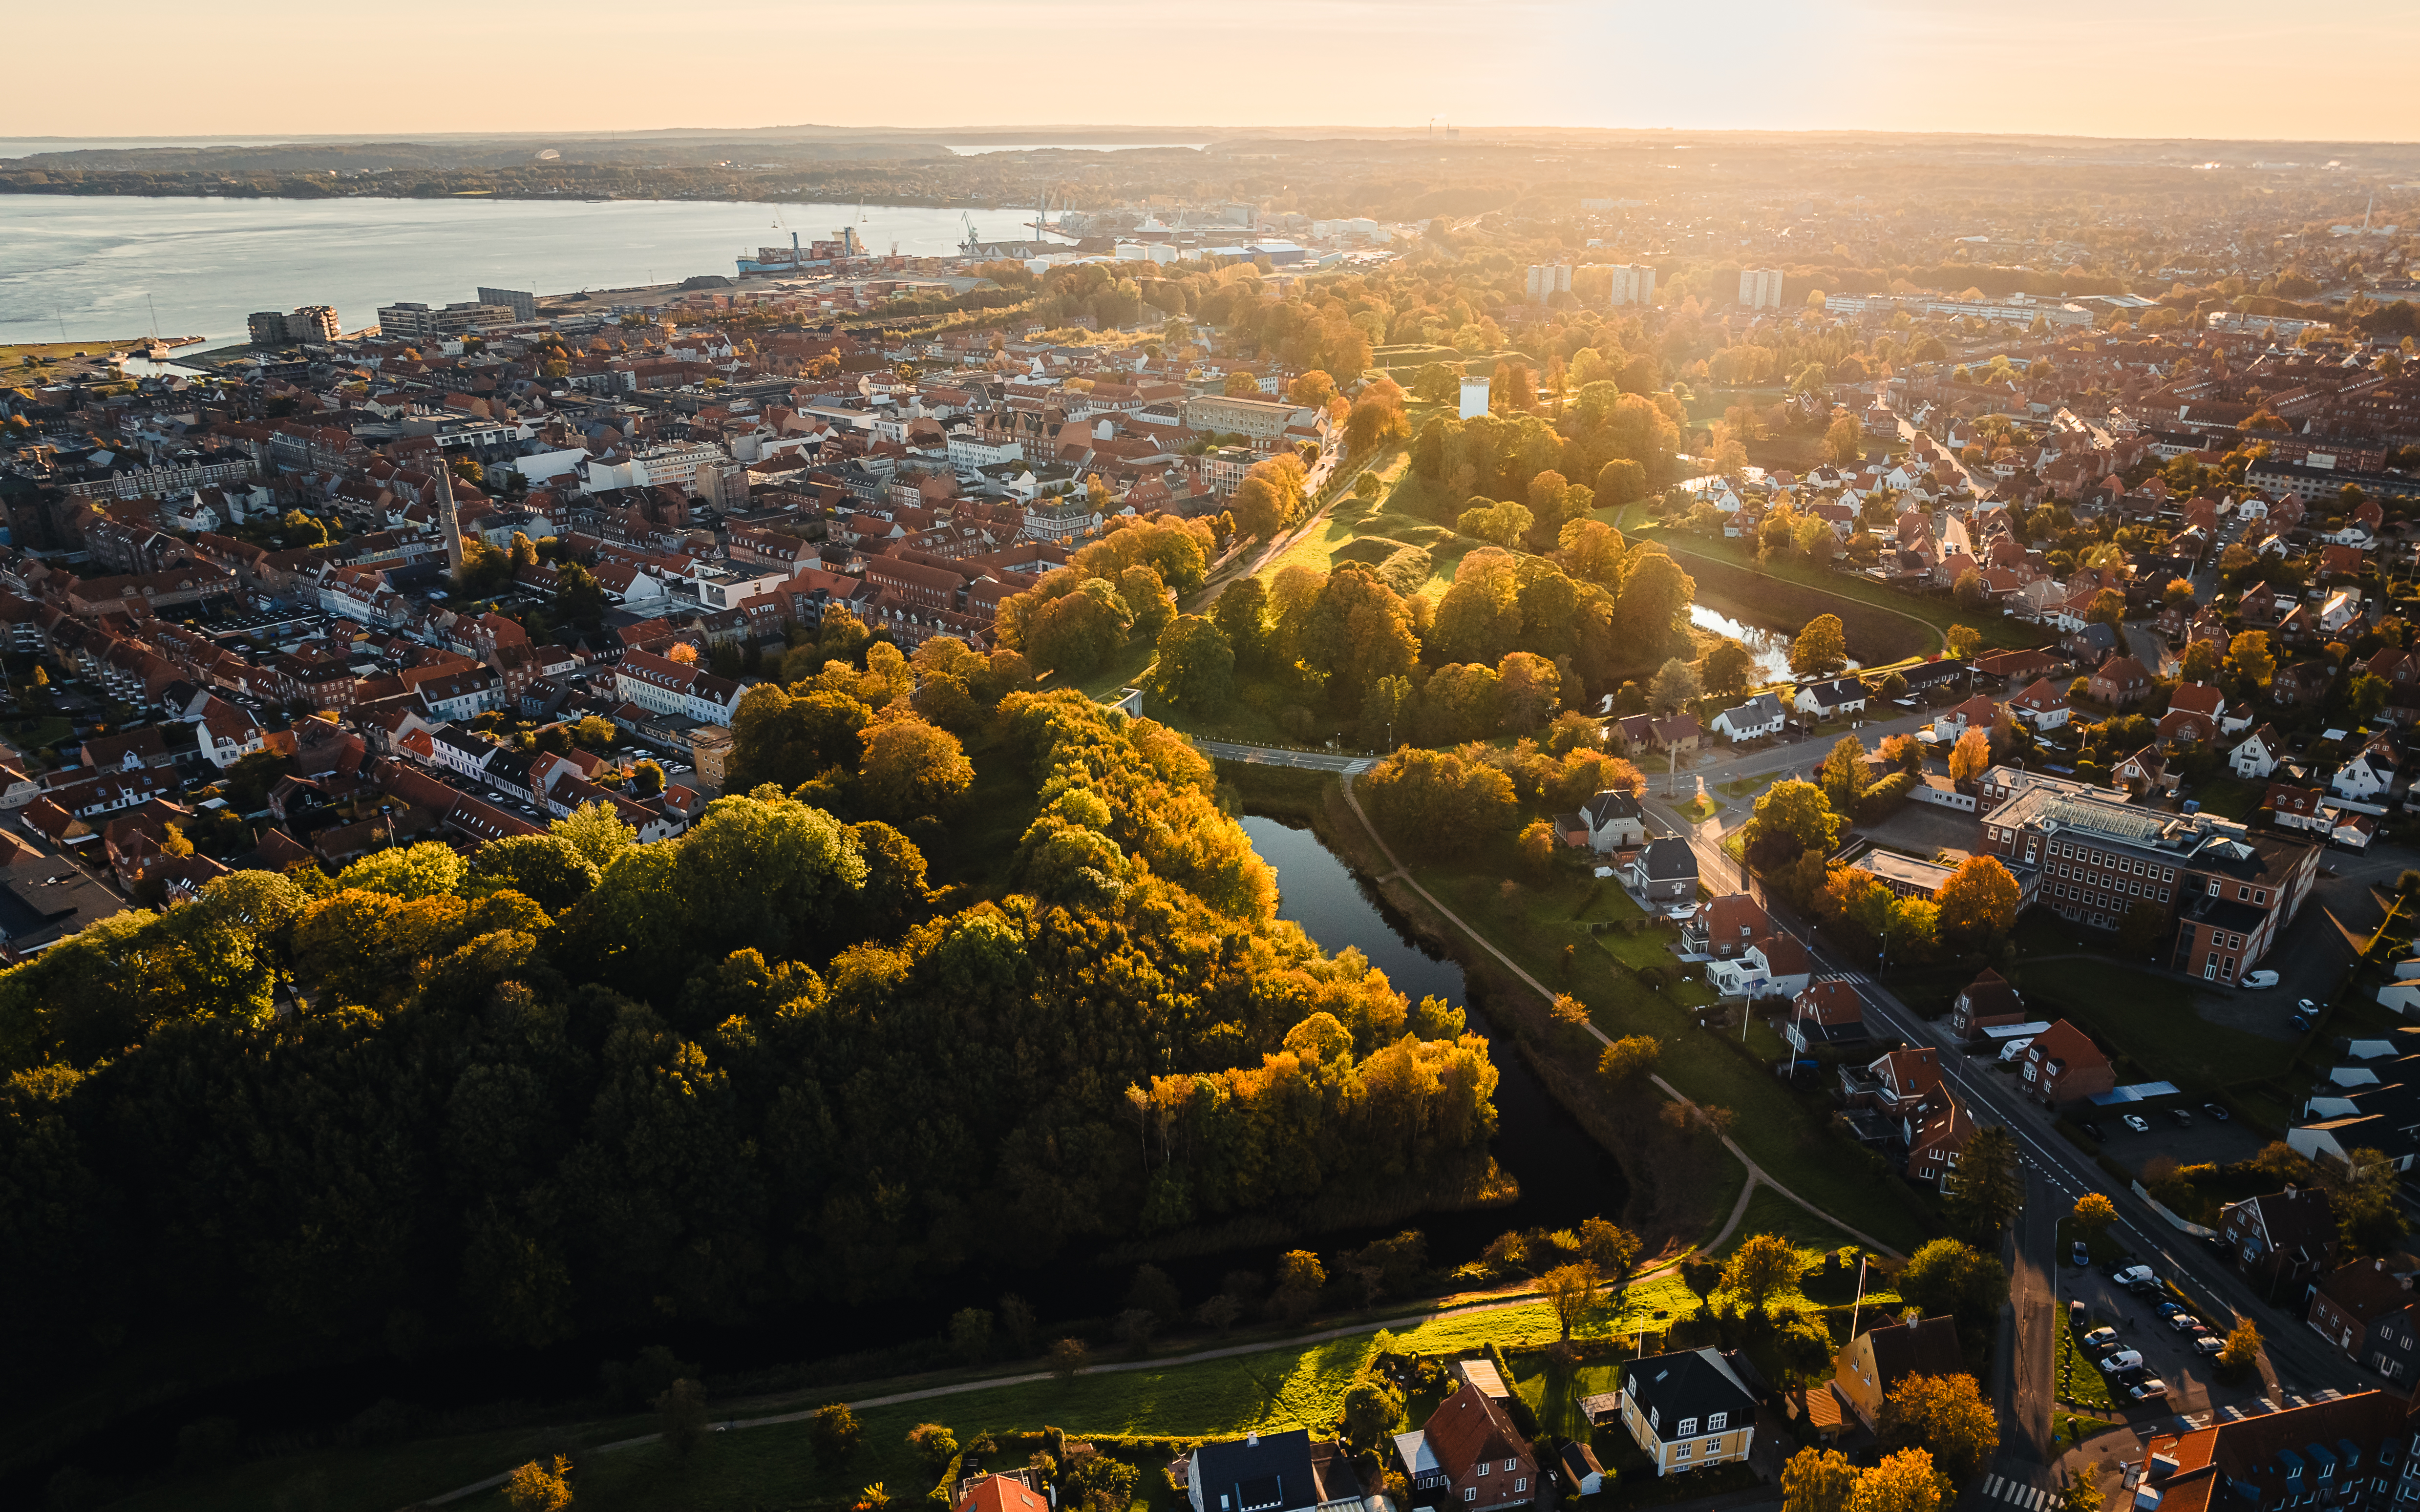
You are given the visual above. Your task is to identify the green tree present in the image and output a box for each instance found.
[1720,1233,1803,1313]
[1540,1260,1601,1341]
[467,834,600,913]
[1649,656,1701,714]
[1742,779,1846,869]
[1702,640,1755,696]
[1946,625,1984,660]
[337,841,467,901]
[1341,1378,1405,1449]
[1790,614,1849,678]
[948,1307,993,1364]
[1211,575,1270,672]
[552,799,638,871]
[1944,1125,2021,1244]
[1894,1239,2007,1333]
[657,1377,711,1461]
[1819,735,1868,813]
[1152,614,1235,713]
[810,1402,863,1460]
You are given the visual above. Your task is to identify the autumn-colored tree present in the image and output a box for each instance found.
[1783,1447,1860,1512]
[2058,1471,2107,1512]
[1879,1373,1998,1481]
[1540,1260,1601,1340]
[666,642,700,666]
[1741,779,1846,869]
[857,717,974,820]
[1597,1034,1661,1087]
[2227,630,2276,689]
[2072,1192,2118,1235]
[1935,855,2021,946]
[2217,1318,2262,1373]
[1222,371,1263,397]
[1947,727,1992,784]
[506,1456,575,1512]
[1946,625,1983,659]
[1848,1449,1949,1512]
[1702,639,1756,696]
[1791,614,1849,677]
[1826,413,1865,464]
[2181,639,2222,683]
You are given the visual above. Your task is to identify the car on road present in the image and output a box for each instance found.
[2099,1349,2144,1372]
[2130,1379,2171,1402]
[2083,1327,2121,1352]
[2168,1312,2204,1332]
[2243,969,2279,989]
[2194,1336,2227,1357]
[2204,1103,2230,1122]
[2072,1241,2092,1266]
[2123,1114,2151,1134]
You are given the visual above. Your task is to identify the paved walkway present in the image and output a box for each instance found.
[1334,776,1906,1261]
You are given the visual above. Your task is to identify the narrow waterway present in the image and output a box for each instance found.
[1691,603,1862,683]
[1239,815,1629,1244]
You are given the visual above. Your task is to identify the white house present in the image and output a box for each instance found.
[2230,725,2287,780]
[2319,588,2364,636]
[1568,788,1647,853]
[2333,735,2400,802]
[1793,678,1868,719]
[1704,938,1813,1001]
[1712,693,1786,743]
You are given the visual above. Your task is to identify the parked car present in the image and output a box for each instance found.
[2072,1240,2092,1267]
[2082,1120,2106,1141]
[2130,1379,2171,1402]
[2194,1336,2227,1357]
[2243,970,2279,988]
[2123,1114,2151,1134]
[2204,1103,2231,1122]
[2292,1013,2314,1032]
[2100,1349,2145,1372]
[2170,1107,2194,1127]
[2083,1326,2122,1352]
[2168,1312,2204,1332]
[2155,1300,2185,1319]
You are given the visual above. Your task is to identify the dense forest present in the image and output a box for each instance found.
[0,683,1498,1375]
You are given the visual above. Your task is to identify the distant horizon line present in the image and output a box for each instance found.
[4,124,2419,149]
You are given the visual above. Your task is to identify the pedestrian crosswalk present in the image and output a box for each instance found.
[1981,1474,2056,1510]
[1814,969,1870,986]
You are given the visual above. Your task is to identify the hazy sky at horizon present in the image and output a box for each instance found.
[10,0,2416,143]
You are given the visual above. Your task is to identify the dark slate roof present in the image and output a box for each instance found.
[1900,658,1969,690]
[1725,693,1784,726]
[1582,788,1642,827]
[1192,1430,1322,1512]
[1621,1348,1758,1441]
[1641,837,1698,882]
[1863,1314,1964,1393]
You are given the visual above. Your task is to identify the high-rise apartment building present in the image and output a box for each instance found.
[245,305,341,347]
[1606,264,1657,307]
[1738,269,1784,310]
[376,301,518,342]
[1524,264,1572,301]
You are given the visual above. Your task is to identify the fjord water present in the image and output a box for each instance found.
[0,195,1012,349]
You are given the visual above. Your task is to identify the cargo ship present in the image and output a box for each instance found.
[737,226,863,276]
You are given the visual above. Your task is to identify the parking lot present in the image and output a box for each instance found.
[2079,1105,2266,1171]
[2063,1258,2253,1421]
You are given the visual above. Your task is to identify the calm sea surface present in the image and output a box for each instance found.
[0,196,1012,349]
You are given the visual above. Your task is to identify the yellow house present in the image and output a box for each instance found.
[1611,1348,1759,1476]
[1832,1314,1963,1430]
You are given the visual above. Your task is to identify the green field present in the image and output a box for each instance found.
[1401,839,1933,1256]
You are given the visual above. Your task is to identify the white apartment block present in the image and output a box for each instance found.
[1606,263,1657,307]
[1525,263,1572,300]
[1739,269,1784,310]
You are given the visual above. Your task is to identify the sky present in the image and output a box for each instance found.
[8,0,2417,143]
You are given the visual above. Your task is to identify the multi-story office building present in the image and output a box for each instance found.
[475,287,538,322]
[1975,769,2319,981]
[1606,263,1657,307]
[1739,268,1784,310]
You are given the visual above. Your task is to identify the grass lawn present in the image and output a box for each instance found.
[2057,1309,2118,1412]
[1,715,73,760]
[2055,1411,2117,1449]
[1716,777,1765,800]
[1725,1187,1860,1256]
[2015,953,2284,1090]
[1405,851,1932,1256]
[1675,796,1718,823]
